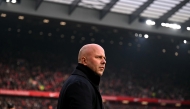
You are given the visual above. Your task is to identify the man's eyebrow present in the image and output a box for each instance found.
[96,55,106,59]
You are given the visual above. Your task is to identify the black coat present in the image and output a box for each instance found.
[57,63,104,109]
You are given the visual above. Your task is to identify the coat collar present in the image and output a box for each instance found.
[72,63,101,88]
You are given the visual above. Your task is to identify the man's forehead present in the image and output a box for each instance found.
[93,49,105,56]
[79,44,105,57]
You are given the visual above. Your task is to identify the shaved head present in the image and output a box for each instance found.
[78,44,103,63]
[78,43,106,76]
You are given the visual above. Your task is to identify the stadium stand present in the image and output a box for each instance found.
[1,0,190,108]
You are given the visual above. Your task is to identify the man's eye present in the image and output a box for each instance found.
[96,56,105,60]
[96,56,102,59]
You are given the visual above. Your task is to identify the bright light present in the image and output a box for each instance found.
[28,30,32,34]
[48,33,52,36]
[187,27,190,31]
[144,34,149,38]
[71,36,75,39]
[161,22,181,29]
[188,50,190,54]
[17,29,20,32]
[171,24,181,29]
[18,16,24,20]
[119,41,123,45]
[161,23,166,26]
[135,33,138,37]
[162,49,166,53]
[146,20,155,25]
[43,19,49,23]
[165,23,170,27]
[40,32,43,35]
[61,34,64,38]
[176,45,179,49]
[137,44,141,47]
[8,28,11,31]
[11,0,16,3]
[81,37,85,40]
[6,0,10,2]
[184,40,187,44]
[139,34,142,37]
[1,13,6,17]
[101,39,104,43]
[175,52,178,56]
[128,43,132,46]
[91,38,94,44]
[60,21,66,26]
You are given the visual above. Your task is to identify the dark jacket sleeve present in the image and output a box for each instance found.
[66,81,93,109]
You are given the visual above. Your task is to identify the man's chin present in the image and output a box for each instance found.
[96,72,104,76]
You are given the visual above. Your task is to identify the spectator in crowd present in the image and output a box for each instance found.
[7,102,15,109]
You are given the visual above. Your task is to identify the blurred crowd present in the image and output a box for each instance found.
[0,97,57,109]
[0,97,189,109]
[100,63,190,100]
[0,50,189,101]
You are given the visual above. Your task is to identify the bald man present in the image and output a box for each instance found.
[57,44,106,109]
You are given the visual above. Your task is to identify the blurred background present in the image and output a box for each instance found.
[0,0,190,109]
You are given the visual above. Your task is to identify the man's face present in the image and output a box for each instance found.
[85,47,106,76]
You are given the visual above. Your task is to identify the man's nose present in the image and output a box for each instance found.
[101,59,106,64]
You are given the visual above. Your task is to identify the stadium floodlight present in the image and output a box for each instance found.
[139,34,142,37]
[161,22,181,29]
[176,45,179,49]
[144,34,149,38]
[161,23,166,26]
[135,33,138,37]
[6,0,21,4]
[184,40,187,44]
[11,0,16,3]
[162,49,166,53]
[187,27,190,31]
[171,24,181,29]
[60,21,66,26]
[188,50,190,54]
[1,13,6,17]
[175,52,178,56]
[146,19,155,25]
[43,19,49,23]
[165,23,170,27]
[18,16,24,20]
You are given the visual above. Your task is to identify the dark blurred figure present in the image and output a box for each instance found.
[7,102,15,109]
[48,104,53,109]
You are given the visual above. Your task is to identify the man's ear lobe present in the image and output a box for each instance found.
[82,57,87,65]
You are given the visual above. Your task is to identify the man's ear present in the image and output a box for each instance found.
[82,57,87,65]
